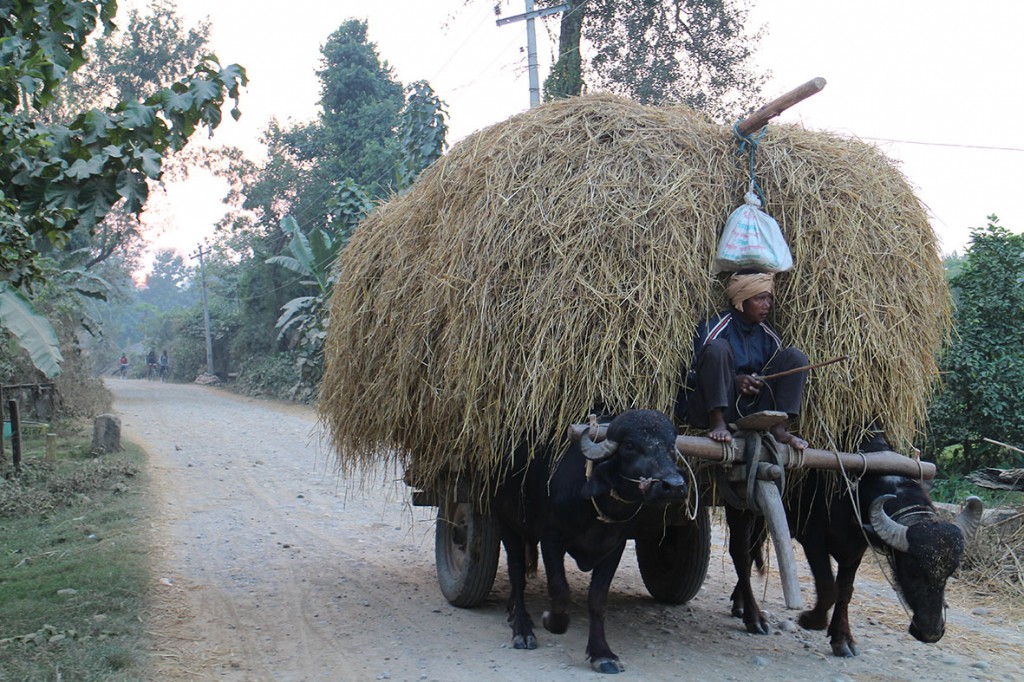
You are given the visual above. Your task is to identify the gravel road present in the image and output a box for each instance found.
[109,379,1023,681]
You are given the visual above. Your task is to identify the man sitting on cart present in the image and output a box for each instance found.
[679,271,809,451]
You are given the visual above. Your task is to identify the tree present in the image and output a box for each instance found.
[306,18,406,198]
[493,0,766,116]
[0,0,245,376]
[926,217,1024,473]
[139,249,196,311]
[44,0,219,272]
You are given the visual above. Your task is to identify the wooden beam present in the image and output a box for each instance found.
[568,422,936,480]
[736,77,827,137]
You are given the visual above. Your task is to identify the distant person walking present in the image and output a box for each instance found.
[146,349,157,380]
[119,353,129,379]
[159,350,169,382]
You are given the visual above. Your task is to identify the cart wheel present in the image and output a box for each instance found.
[435,501,500,608]
[635,502,711,604]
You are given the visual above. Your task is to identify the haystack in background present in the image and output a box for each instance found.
[319,93,949,494]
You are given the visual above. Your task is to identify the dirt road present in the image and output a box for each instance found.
[110,380,1022,681]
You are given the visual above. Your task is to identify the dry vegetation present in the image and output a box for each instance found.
[320,94,950,496]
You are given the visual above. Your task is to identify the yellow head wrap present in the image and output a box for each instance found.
[726,273,774,311]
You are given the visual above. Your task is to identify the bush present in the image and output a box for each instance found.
[233,352,314,402]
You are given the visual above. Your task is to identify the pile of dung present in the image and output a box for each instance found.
[319,93,949,494]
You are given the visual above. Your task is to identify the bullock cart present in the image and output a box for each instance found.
[320,83,950,645]
[409,410,936,610]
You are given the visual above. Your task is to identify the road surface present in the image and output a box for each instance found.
[109,379,1023,681]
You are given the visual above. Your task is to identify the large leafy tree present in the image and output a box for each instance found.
[285,19,406,201]
[207,18,446,398]
[0,0,245,376]
[493,0,766,116]
[138,248,196,311]
[926,217,1024,472]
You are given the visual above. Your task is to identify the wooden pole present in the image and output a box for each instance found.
[9,399,21,475]
[0,383,6,476]
[736,77,827,136]
[568,423,936,480]
[46,433,57,462]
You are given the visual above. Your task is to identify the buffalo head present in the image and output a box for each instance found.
[869,494,984,643]
[579,409,688,504]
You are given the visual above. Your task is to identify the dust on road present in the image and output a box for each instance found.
[110,380,1023,681]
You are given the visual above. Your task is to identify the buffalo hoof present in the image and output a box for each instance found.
[830,638,859,657]
[542,610,569,634]
[745,619,771,635]
[513,633,538,650]
[798,610,828,631]
[591,657,625,674]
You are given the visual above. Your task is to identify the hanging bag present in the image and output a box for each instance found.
[714,188,793,273]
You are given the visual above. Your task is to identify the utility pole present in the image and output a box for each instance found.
[193,244,215,376]
[497,1,569,108]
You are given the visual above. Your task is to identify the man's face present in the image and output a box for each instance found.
[740,291,773,324]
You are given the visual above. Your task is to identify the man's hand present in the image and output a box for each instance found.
[735,374,763,396]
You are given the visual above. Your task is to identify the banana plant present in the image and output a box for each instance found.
[0,282,63,377]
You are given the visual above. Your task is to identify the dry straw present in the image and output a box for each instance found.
[320,93,950,497]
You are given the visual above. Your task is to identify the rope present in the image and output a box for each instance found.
[733,122,768,207]
[676,452,700,522]
[825,430,912,620]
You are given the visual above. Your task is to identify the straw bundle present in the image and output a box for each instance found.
[320,93,949,495]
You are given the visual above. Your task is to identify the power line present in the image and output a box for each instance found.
[862,136,1024,153]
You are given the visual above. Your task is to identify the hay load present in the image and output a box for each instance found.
[320,93,949,493]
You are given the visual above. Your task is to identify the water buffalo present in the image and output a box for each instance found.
[728,466,983,657]
[490,409,688,673]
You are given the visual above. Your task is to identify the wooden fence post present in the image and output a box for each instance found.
[9,399,21,475]
[0,383,5,477]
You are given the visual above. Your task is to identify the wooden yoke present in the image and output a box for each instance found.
[567,420,937,480]
[736,77,827,137]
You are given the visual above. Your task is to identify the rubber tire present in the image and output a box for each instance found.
[435,501,501,608]
[635,503,712,604]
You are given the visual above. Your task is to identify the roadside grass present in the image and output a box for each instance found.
[0,424,151,681]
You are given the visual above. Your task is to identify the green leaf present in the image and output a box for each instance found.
[265,255,309,278]
[140,148,162,177]
[65,155,105,180]
[0,283,63,377]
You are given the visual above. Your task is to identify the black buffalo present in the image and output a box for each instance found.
[490,409,688,673]
[728,467,983,656]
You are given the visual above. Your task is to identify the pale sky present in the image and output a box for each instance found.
[135,0,1024,263]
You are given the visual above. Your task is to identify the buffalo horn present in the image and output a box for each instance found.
[869,494,910,553]
[953,496,984,541]
[580,431,618,461]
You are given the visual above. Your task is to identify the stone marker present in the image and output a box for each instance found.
[91,414,122,454]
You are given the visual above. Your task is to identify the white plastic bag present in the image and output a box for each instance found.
[714,191,793,273]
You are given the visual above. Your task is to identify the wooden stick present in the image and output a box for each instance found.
[982,437,1024,456]
[755,355,850,382]
[736,77,827,136]
[567,423,936,479]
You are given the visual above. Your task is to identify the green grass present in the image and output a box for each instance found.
[0,428,151,681]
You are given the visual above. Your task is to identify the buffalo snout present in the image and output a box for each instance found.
[913,610,942,643]
[640,471,687,502]
[909,618,944,644]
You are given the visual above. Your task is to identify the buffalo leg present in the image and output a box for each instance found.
[725,505,770,634]
[797,539,837,631]
[827,555,863,657]
[540,538,571,635]
[501,528,537,650]
[585,540,627,673]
